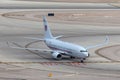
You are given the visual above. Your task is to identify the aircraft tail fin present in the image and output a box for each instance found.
[43,16,53,39]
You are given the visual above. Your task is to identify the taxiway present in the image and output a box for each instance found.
[0,0,120,80]
[0,9,120,80]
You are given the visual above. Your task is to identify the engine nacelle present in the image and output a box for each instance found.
[52,51,62,60]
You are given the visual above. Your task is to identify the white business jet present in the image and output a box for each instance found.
[8,16,109,63]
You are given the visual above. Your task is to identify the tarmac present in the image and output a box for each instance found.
[0,0,120,80]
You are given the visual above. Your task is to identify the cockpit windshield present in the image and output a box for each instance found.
[80,50,87,52]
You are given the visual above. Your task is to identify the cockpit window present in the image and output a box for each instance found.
[80,50,87,52]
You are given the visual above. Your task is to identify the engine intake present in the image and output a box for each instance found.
[52,51,62,60]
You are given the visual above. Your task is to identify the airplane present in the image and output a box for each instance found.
[7,16,109,63]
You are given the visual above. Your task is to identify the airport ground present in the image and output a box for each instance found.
[0,9,120,80]
[0,0,120,80]
[16,0,120,3]
[0,0,120,9]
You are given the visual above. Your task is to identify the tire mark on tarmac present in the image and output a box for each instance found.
[0,61,120,64]
[95,45,120,62]
[9,39,120,66]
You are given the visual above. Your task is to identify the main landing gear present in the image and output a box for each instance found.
[70,56,75,59]
[80,60,84,63]
[70,56,85,63]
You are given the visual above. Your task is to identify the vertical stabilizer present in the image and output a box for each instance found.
[43,16,53,39]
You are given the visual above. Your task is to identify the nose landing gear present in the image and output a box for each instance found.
[80,60,84,63]
[80,58,86,63]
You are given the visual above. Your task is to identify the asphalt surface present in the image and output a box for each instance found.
[0,1,119,9]
[0,9,120,80]
[0,0,120,80]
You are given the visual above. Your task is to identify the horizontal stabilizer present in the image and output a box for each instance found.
[54,35,63,39]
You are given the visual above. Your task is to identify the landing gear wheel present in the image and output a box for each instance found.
[80,60,84,63]
[80,58,84,63]
[83,58,86,60]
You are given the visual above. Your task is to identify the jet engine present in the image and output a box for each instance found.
[52,51,62,60]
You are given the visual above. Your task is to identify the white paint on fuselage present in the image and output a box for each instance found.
[45,39,89,59]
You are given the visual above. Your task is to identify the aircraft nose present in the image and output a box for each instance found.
[87,53,90,57]
[84,52,90,57]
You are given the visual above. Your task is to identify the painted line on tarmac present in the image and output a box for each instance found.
[0,61,120,65]
[95,45,120,61]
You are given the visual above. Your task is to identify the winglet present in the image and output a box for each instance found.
[6,42,22,48]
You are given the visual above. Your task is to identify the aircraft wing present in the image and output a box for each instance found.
[7,42,52,52]
[7,42,67,54]
[24,37,44,41]
[10,47,52,52]
[54,35,64,39]
[85,36,109,50]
